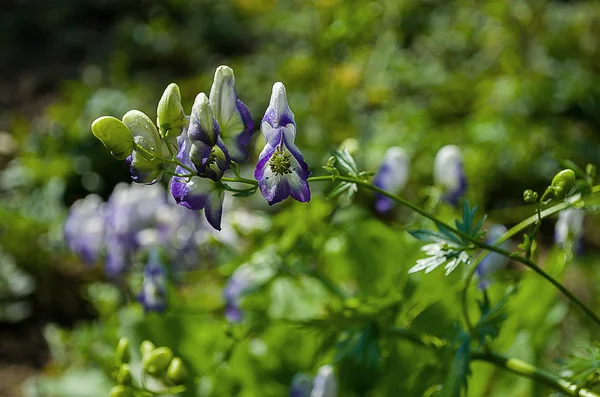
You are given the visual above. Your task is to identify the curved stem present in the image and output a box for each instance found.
[221,176,259,186]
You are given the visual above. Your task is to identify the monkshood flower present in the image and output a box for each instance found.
[188,93,231,181]
[555,208,585,251]
[209,65,254,163]
[476,225,510,289]
[138,250,167,313]
[255,82,310,205]
[123,110,166,184]
[64,194,106,264]
[310,365,338,397]
[289,373,313,397]
[433,145,467,205]
[372,147,410,213]
[170,128,225,230]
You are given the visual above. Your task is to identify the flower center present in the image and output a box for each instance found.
[269,148,292,175]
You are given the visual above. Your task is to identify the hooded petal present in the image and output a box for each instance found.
[373,147,410,213]
[261,82,295,141]
[126,150,163,185]
[188,93,219,146]
[434,145,467,205]
[170,176,212,210]
[204,188,225,230]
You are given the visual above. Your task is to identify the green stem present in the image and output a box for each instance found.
[221,176,259,186]
[133,143,196,175]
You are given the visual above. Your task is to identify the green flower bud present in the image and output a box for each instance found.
[115,337,130,366]
[157,83,187,136]
[587,164,596,180]
[109,385,133,397]
[142,347,174,376]
[140,340,156,358]
[116,364,132,385]
[122,110,162,156]
[91,116,134,160]
[550,169,576,199]
[523,189,538,204]
[166,357,187,385]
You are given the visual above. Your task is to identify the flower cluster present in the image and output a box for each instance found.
[91,66,312,231]
[64,183,206,277]
[289,365,338,397]
[476,224,510,289]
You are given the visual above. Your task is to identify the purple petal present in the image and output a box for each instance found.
[225,301,243,323]
[170,176,211,210]
[261,82,295,136]
[204,189,224,231]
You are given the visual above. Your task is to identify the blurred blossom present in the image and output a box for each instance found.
[255,82,311,205]
[372,147,410,213]
[64,194,106,264]
[555,208,585,252]
[477,225,510,289]
[138,250,167,313]
[433,145,467,205]
[310,365,338,397]
[289,373,313,397]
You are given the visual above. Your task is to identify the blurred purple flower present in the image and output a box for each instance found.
[64,194,106,264]
[254,82,310,205]
[137,250,167,313]
[555,208,585,253]
[289,373,313,397]
[476,225,510,289]
[372,147,410,213]
[434,145,467,206]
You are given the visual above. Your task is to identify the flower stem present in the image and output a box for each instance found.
[221,176,258,186]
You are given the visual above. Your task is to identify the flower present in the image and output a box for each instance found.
[138,250,167,313]
[433,145,467,205]
[289,373,313,397]
[187,93,231,181]
[555,208,584,252]
[209,66,254,163]
[64,194,106,264]
[254,82,310,205]
[310,365,338,397]
[170,128,225,230]
[409,243,470,275]
[372,147,410,213]
[122,110,166,185]
[476,225,510,289]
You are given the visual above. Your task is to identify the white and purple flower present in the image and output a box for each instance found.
[476,224,510,289]
[310,365,338,397]
[138,250,167,313]
[433,145,467,206]
[254,82,310,205]
[289,373,313,397]
[372,147,410,213]
[555,208,585,253]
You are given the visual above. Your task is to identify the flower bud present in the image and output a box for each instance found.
[433,145,467,206]
[166,357,187,385]
[109,385,133,397]
[188,93,219,146]
[142,346,174,376]
[122,110,162,156]
[91,116,134,160]
[140,340,156,358]
[550,169,576,199]
[115,337,130,366]
[157,83,187,136]
[523,189,538,204]
[116,364,132,385]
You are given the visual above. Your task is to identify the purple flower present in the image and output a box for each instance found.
[222,266,252,323]
[290,373,313,397]
[188,93,231,181]
[170,129,225,230]
[372,147,410,213]
[209,66,255,163]
[138,250,167,313]
[310,365,338,397]
[122,110,165,185]
[555,208,584,253]
[433,145,467,206]
[476,225,509,289]
[64,194,106,264]
[254,82,310,205]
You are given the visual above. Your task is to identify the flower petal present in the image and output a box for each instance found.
[262,82,295,134]
[188,93,219,146]
[170,176,212,210]
[204,189,224,230]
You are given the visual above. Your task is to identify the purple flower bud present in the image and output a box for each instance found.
[433,145,466,206]
[372,147,410,213]
[555,208,584,252]
[476,225,509,289]
[138,250,167,313]
[254,83,310,205]
[310,365,337,397]
[64,194,106,264]
[209,66,255,163]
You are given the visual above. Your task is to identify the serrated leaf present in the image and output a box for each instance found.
[409,229,460,245]
[331,148,359,176]
[473,292,510,346]
[442,331,471,397]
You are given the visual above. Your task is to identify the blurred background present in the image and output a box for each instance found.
[2,0,600,396]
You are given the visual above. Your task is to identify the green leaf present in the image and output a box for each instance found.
[442,331,471,397]
[90,116,134,160]
[330,148,360,177]
[473,292,511,346]
[408,229,461,245]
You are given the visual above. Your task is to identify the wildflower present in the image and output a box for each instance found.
[170,128,225,230]
[138,250,167,313]
[476,225,510,289]
[372,147,410,213]
[310,365,338,397]
[156,83,187,136]
[187,93,231,181]
[64,194,106,264]
[289,373,313,397]
[254,82,310,205]
[122,110,165,185]
[209,66,254,163]
[222,265,253,323]
[555,208,584,252]
[433,145,467,205]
